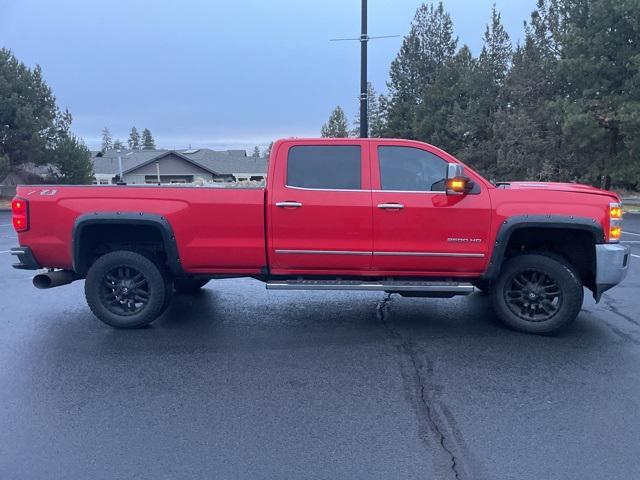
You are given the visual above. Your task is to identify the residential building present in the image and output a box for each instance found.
[91,148,268,185]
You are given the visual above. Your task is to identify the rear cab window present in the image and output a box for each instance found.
[287,145,362,190]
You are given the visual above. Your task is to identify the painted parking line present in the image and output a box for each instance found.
[0,250,11,254]
[622,241,640,244]
[622,231,640,237]
[632,254,640,260]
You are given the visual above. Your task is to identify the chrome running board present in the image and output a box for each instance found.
[266,279,474,294]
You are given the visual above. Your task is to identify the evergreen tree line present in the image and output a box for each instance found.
[100,126,155,152]
[0,48,93,184]
[322,0,640,190]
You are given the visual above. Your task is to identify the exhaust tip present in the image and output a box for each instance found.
[32,270,76,289]
[33,274,53,289]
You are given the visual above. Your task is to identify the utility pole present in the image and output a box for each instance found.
[359,0,368,138]
[330,2,398,139]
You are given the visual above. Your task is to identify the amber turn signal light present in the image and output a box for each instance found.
[446,177,472,194]
[610,205,622,220]
[609,226,622,241]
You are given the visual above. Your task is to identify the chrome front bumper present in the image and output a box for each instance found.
[594,243,631,301]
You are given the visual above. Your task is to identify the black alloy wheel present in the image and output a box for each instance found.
[101,265,150,316]
[491,254,583,335]
[504,269,562,322]
[85,250,169,328]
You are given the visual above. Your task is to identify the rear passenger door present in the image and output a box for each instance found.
[269,142,373,274]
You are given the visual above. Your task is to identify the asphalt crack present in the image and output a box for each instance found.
[376,293,463,480]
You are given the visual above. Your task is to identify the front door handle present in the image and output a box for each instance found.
[377,203,404,210]
[276,201,303,208]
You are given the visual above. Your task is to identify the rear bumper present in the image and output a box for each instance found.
[594,243,631,301]
[10,246,41,270]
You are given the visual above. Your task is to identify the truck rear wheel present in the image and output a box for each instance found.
[85,250,169,329]
[174,278,209,294]
[491,254,583,335]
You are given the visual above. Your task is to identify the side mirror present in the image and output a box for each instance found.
[446,163,474,195]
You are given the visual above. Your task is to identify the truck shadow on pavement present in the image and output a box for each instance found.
[71,287,615,359]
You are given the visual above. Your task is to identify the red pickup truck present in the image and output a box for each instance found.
[11,138,630,334]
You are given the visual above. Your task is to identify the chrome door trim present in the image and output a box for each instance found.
[373,251,485,258]
[274,249,484,258]
[274,249,372,256]
[284,185,446,194]
[371,189,444,194]
[285,185,365,193]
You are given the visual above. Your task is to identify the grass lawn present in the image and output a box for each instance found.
[624,205,640,214]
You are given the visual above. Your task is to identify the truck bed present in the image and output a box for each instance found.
[16,185,267,274]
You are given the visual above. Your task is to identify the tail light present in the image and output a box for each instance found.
[11,197,29,232]
[608,202,622,243]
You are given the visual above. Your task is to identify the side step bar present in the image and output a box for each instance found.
[266,279,474,294]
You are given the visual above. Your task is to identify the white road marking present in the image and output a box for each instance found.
[0,250,11,254]
[0,223,13,227]
[622,231,640,237]
[621,241,640,244]
[631,254,640,259]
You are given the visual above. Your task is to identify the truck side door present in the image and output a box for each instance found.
[268,141,373,275]
[371,143,492,275]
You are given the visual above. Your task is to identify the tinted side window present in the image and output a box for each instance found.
[287,146,361,190]
[378,146,447,191]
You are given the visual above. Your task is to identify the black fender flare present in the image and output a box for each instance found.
[72,212,183,276]
[482,215,605,280]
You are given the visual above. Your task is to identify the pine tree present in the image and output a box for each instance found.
[51,135,93,184]
[113,139,124,150]
[493,0,567,181]
[0,48,57,168]
[101,127,113,152]
[264,142,274,159]
[252,146,261,157]
[420,44,476,154]
[384,2,458,138]
[351,82,386,137]
[321,106,349,138]
[551,0,640,188]
[141,128,155,149]
[458,5,512,176]
[128,126,140,150]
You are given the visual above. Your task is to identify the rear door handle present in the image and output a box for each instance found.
[276,201,302,208]
[377,203,404,210]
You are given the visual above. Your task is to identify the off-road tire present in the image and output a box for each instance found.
[85,250,169,329]
[491,254,583,335]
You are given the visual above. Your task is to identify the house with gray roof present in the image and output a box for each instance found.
[92,148,268,185]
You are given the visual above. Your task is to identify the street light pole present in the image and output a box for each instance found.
[359,0,368,139]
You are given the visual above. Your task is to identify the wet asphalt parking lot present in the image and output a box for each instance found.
[0,210,639,479]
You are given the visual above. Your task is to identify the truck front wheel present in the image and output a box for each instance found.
[85,250,170,329]
[491,254,583,335]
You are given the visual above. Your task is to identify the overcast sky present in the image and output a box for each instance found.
[1,0,536,151]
